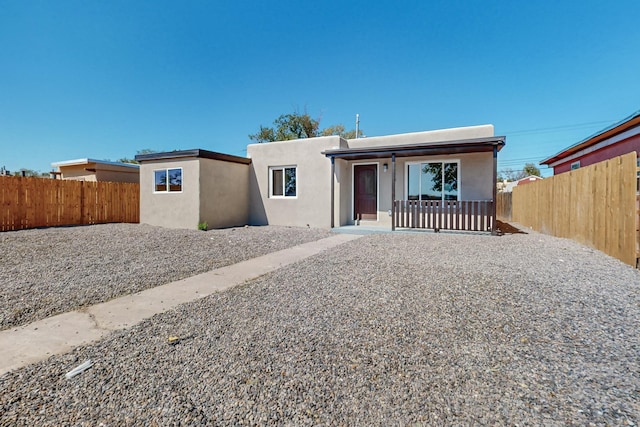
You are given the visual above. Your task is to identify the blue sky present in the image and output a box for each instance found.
[2,1,639,177]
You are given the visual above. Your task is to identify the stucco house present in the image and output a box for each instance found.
[135,124,505,232]
[135,150,251,230]
[540,110,640,174]
[51,158,139,183]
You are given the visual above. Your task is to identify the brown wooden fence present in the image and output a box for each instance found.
[496,191,512,221]
[510,151,637,267]
[0,176,139,231]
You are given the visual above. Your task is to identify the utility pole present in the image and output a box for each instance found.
[355,114,360,139]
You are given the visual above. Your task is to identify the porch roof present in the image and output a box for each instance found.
[322,136,505,160]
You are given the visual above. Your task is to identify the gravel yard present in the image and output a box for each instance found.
[2,227,640,425]
[0,223,332,330]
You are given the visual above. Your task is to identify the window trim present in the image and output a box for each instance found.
[153,167,183,193]
[404,159,461,201]
[570,160,580,170]
[269,165,297,198]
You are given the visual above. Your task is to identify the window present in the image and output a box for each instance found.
[407,161,458,201]
[270,166,296,197]
[570,161,580,170]
[154,168,182,192]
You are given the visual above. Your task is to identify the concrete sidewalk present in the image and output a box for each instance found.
[0,233,362,376]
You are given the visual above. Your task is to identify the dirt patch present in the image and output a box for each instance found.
[496,220,527,235]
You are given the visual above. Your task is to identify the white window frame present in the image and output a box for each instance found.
[269,166,297,198]
[153,167,183,193]
[404,159,461,201]
[570,160,580,170]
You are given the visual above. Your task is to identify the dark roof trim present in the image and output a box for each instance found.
[322,136,505,160]
[540,110,640,165]
[135,149,251,165]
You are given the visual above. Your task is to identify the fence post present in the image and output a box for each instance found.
[80,181,85,224]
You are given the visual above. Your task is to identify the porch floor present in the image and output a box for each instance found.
[332,225,492,236]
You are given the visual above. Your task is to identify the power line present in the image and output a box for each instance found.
[501,120,614,136]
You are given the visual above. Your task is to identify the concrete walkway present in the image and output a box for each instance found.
[0,233,362,376]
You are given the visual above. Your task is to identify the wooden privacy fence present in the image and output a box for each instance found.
[393,200,494,232]
[512,151,637,266]
[0,176,139,231]
[496,191,512,221]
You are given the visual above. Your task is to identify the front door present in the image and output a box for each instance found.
[354,164,377,221]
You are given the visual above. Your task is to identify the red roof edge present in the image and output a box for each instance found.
[540,110,640,165]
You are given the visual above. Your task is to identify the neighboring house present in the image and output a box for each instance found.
[51,159,139,183]
[540,110,640,174]
[502,175,543,192]
[135,124,505,231]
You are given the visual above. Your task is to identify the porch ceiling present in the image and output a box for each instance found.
[322,136,505,160]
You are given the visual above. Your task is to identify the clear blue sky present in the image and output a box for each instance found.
[2,1,639,177]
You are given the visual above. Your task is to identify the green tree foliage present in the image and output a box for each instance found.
[321,125,363,139]
[249,112,320,143]
[250,111,362,143]
[499,163,541,182]
[117,157,138,164]
[421,163,457,193]
[522,163,541,177]
[118,149,159,164]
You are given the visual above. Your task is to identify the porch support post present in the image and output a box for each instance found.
[491,144,498,236]
[330,156,335,228]
[391,153,396,231]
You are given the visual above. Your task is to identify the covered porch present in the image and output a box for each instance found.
[323,135,506,234]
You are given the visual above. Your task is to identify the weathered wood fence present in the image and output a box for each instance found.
[393,200,494,232]
[0,176,139,231]
[507,152,637,266]
[496,191,512,221]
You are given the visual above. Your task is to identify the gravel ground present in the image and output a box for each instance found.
[0,223,332,330]
[2,227,640,425]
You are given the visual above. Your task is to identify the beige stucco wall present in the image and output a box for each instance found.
[247,136,343,228]
[347,124,494,149]
[199,158,250,228]
[95,167,139,183]
[246,126,497,229]
[337,160,393,227]
[336,159,351,226]
[58,163,139,183]
[139,158,200,229]
[334,125,497,227]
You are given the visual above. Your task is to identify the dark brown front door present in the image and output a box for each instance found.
[354,164,377,220]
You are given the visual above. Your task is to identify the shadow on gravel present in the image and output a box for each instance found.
[496,220,527,235]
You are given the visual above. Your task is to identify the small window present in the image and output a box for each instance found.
[154,168,182,192]
[270,166,296,197]
[570,161,580,170]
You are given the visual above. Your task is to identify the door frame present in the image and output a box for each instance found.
[351,162,379,222]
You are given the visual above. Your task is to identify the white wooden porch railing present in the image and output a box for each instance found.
[393,200,494,232]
